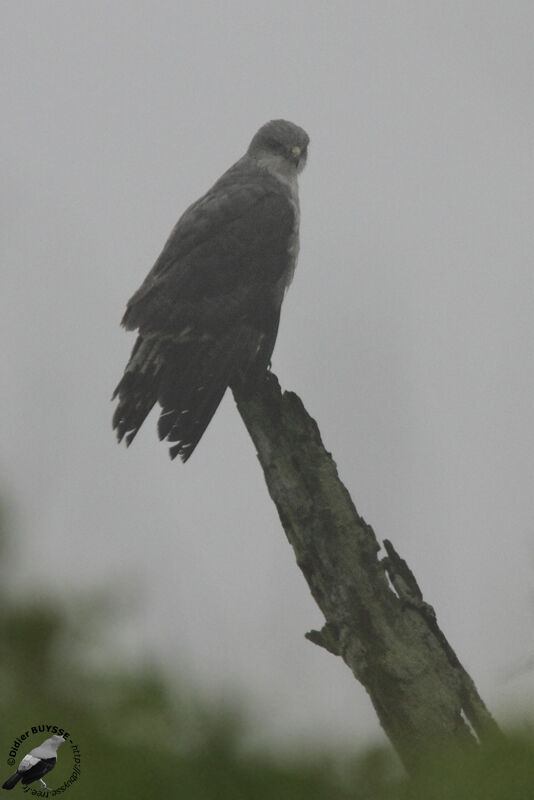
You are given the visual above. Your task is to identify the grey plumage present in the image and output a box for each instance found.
[2,735,64,790]
[113,119,309,461]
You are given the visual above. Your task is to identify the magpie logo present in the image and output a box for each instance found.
[2,725,80,795]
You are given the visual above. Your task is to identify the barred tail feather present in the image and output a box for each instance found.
[112,327,265,462]
[112,335,161,446]
[157,332,253,461]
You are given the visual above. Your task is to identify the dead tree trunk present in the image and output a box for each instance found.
[232,372,500,772]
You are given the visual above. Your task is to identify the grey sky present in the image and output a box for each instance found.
[2,1,533,752]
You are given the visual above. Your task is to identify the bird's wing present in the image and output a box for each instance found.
[20,758,56,785]
[17,754,39,772]
[121,169,296,335]
[113,160,298,461]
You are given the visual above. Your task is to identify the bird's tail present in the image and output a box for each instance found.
[156,330,256,461]
[112,334,162,447]
[112,328,260,462]
[2,772,21,790]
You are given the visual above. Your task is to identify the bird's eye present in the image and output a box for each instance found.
[291,145,302,157]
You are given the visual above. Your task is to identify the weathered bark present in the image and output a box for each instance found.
[232,372,500,772]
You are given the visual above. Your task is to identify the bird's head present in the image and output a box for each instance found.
[46,735,66,751]
[248,119,309,176]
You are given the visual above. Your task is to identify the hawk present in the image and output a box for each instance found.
[112,119,309,461]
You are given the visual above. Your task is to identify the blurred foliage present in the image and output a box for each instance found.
[0,499,533,798]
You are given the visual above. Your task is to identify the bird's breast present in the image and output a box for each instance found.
[284,193,300,289]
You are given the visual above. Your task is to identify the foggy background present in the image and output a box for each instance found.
[2,1,533,754]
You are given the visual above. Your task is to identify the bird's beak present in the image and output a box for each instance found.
[292,146,307,173]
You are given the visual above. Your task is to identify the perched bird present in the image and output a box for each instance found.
[2,735,65,790]
[112,119,309,461]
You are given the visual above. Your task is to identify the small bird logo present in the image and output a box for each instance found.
[2,734,65,791]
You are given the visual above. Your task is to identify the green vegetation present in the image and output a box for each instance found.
[0,502,532,798]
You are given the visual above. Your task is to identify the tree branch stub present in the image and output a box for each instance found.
[233,373,500,771]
